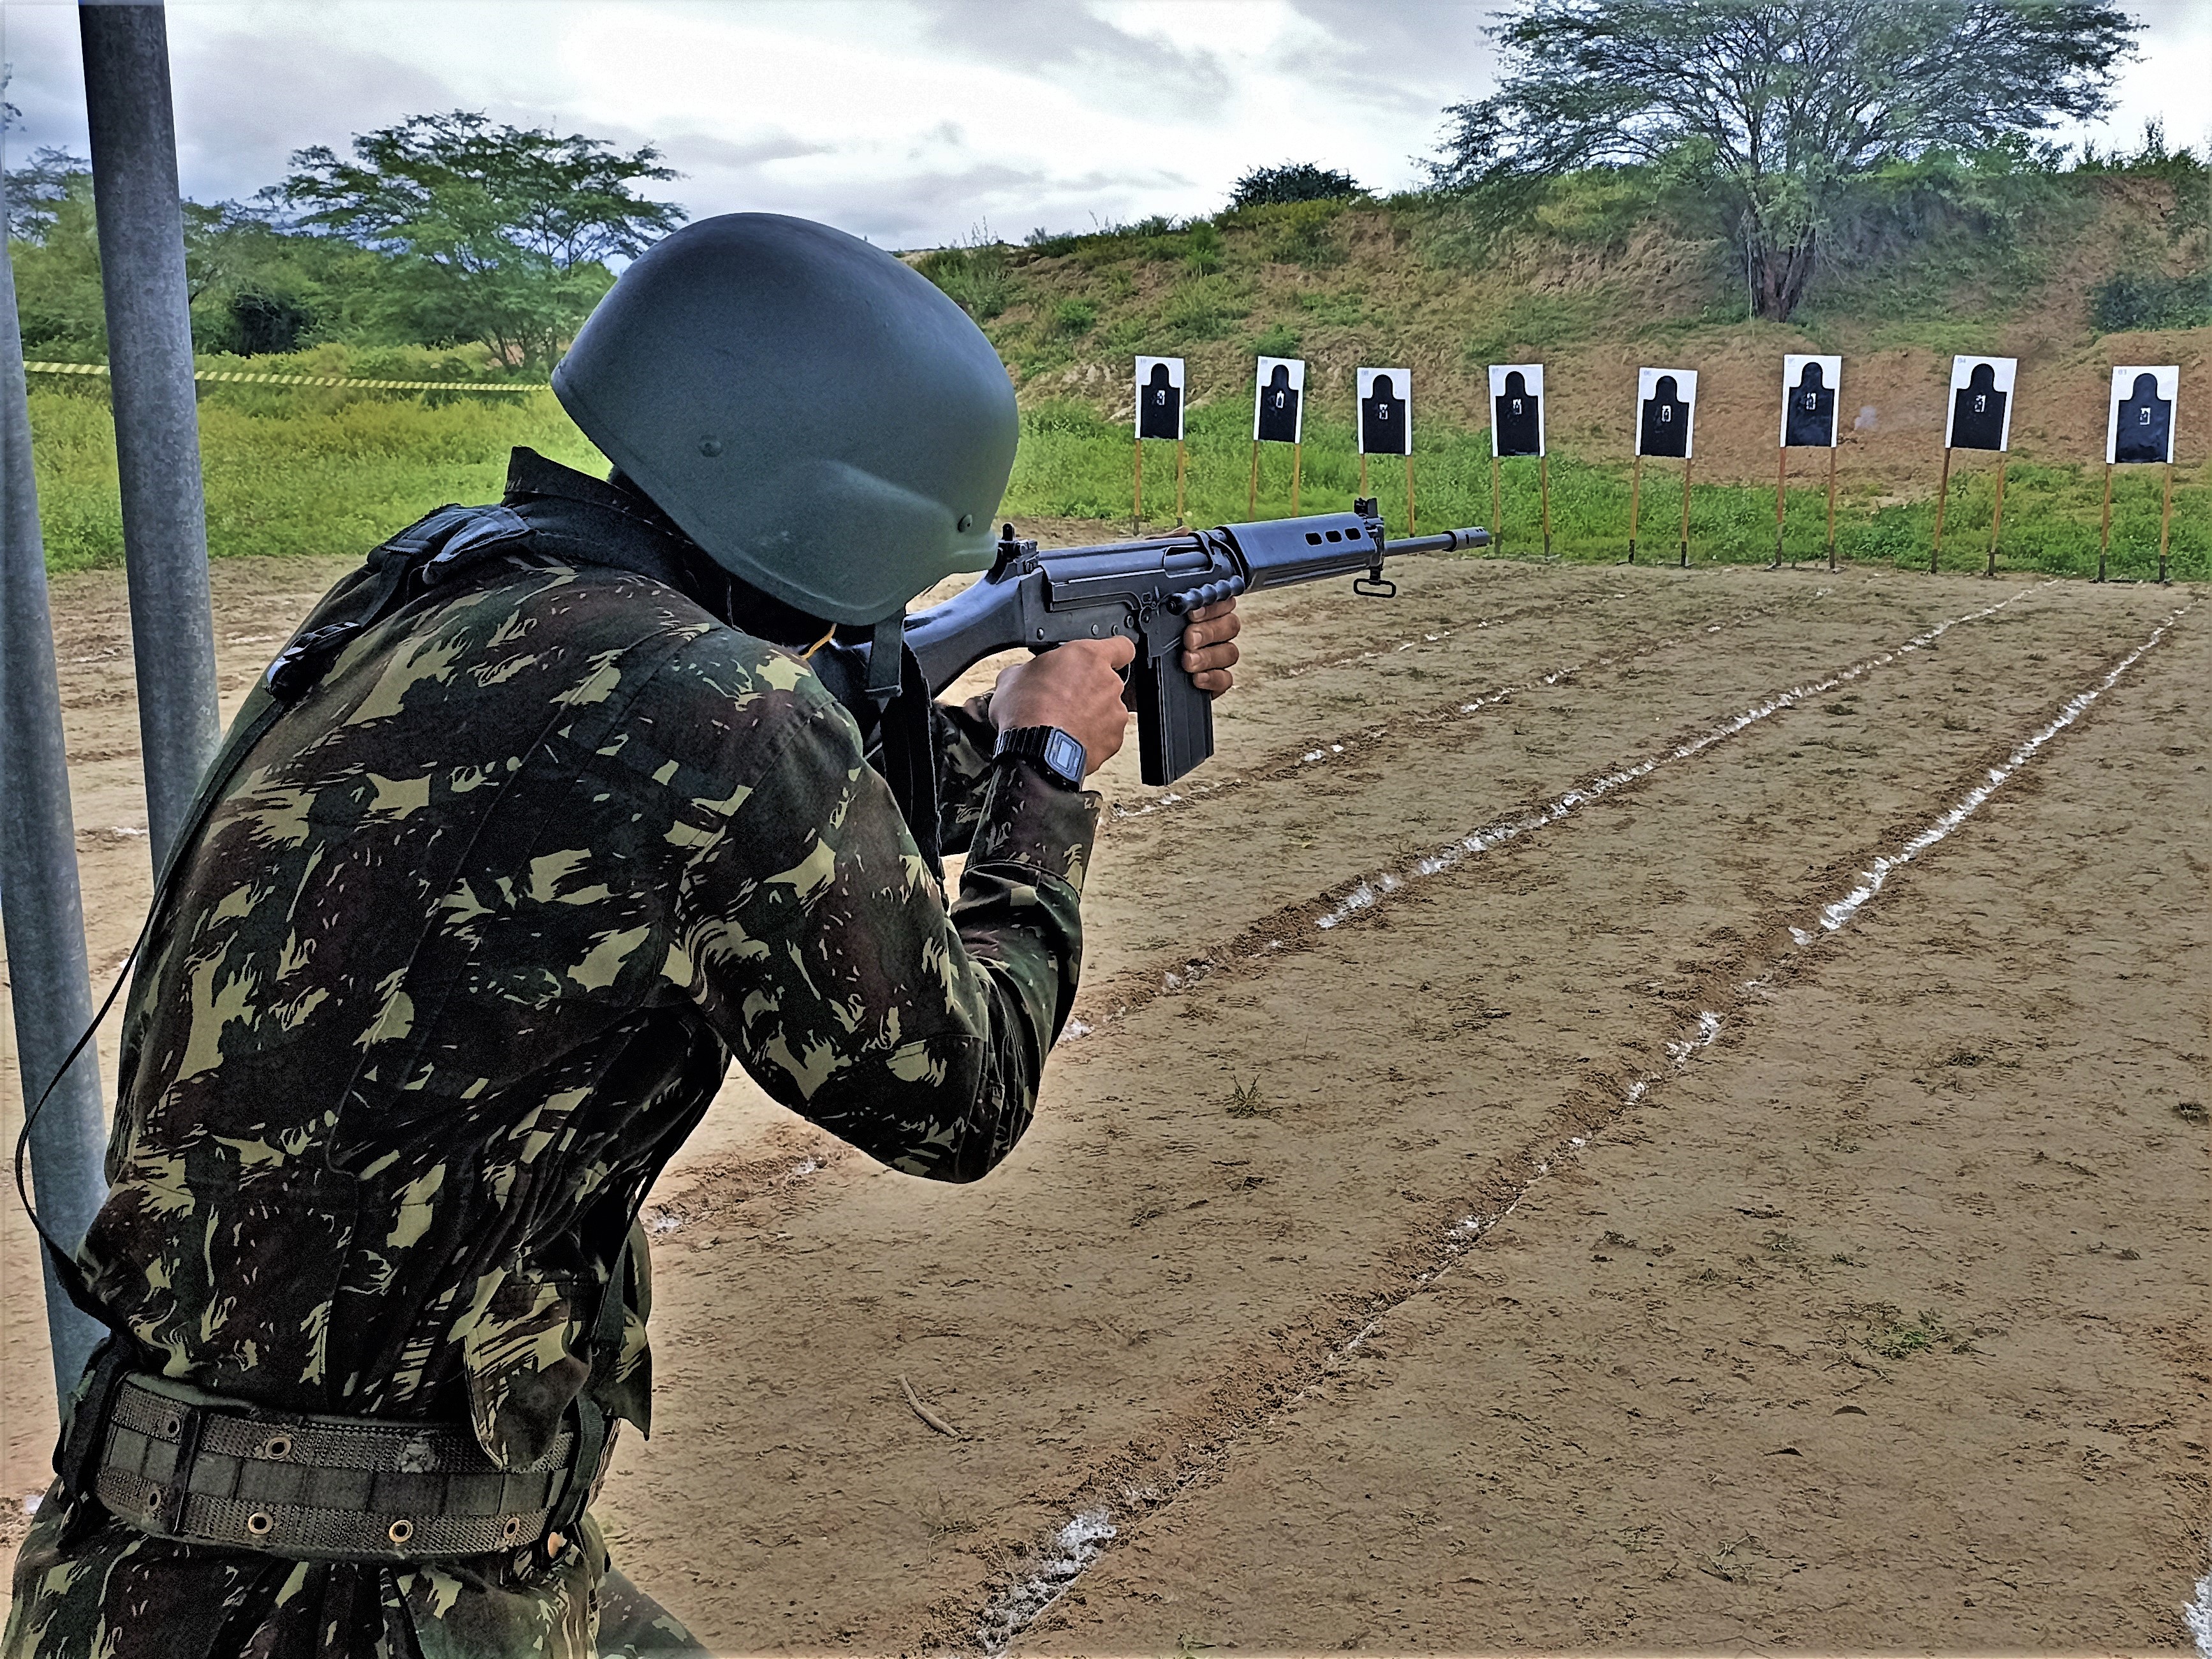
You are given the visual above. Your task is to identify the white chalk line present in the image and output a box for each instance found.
[1067,584,2047,1042]
[1797,603,2191,941]
[1110,594,1820,826]
[991,593,2190,1650]
[1312,584,2051,931]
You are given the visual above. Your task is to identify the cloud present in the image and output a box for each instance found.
[665,129,837,172]
[911,0,1231,104]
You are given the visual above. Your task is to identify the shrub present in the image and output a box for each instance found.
[914,243,1013,320]
[1051,298,1099,336]
[2090,270,2212,332]
[1229,161,1361,209]
[1275,200,1348,267]
[1183,221,1225,275]
[1252,321,1300,357]
[1162,276,1245,340]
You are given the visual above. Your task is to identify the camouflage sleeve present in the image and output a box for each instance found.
[661,653,1095,1183]
[931,692,998,856]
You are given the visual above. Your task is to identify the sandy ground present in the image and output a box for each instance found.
[2,536,2206,1655]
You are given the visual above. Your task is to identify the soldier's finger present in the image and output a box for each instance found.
[1192,667,1236,697]
[1181,639,1240,675]
[1186,598,1240,624]
[1180,608,1241,653]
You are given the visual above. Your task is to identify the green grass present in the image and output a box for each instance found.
[27,378,599,573]
[1006,397,2208,581]
[25,372,2205,584]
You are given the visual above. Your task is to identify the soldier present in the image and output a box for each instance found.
[4,214,1242,1658]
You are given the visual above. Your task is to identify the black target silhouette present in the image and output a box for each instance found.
[1949,362,2008,451]
[1360,374,1409,455]
[2114,371,2172,464]
[1493,371,1542,457]
[1138,362,1181,441]
[1256,363,1301,444]
[1784,362,1837,448]
[1639,374,1692,458]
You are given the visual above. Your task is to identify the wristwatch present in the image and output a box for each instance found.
[993,725,1087,790]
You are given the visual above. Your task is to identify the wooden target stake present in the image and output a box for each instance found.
[1773,445,1788,566]
[1404,453,1417,534]
[1359,452,1370,496]
[1986,454,2008,577]
[1247,441,1260,518]
[1538,453,1551,555]
[1132,438,1144,533]
[2158,462,2174,584]
[1824,443,1839,572]
[1627,455,1644,563]
[1174,441,1187,524]
[1289,443,1302,517]
[2097,461,2114,582]
[1490,454,1502,550]
[1930,446,1954,573]
[1677,453,1694,568]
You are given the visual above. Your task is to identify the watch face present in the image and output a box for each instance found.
[1044,728,1085,782]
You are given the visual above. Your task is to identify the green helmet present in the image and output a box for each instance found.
[552,213,1017,625]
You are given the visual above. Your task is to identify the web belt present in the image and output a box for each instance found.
[90,1373,615,1562]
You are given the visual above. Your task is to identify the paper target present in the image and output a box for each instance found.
[2107,365,2177,465]
[1357,367,1412,456]
[1780,355,1842,448]
[1488,364,1544,458]
[1944,356,2016,452]
[1253,356,1305,445]
[1134,357,1185,441]
[1635,367,1697,459]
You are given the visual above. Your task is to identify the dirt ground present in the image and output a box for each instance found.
[2,534,2206,1655]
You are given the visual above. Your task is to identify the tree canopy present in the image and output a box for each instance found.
[1431,0,2138,319]
[278,111,685,369]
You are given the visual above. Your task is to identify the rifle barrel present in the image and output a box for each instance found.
[1386,526,1491,557]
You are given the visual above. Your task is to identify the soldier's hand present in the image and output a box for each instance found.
[1180,598,1241,697]
[993,637,1137,774]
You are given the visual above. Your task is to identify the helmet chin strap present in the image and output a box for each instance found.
[799,623,837,659]
[865,613,906,704]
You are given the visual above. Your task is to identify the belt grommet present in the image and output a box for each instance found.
[142,1487,163,1515]
[245,1510,274,1538]
[260,1433,292,1461]
[499,1515,525,1545]
[161,1413,182,1439]
[387,1517,414,1547]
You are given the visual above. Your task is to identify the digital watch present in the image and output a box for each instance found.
[993,725,1087,790]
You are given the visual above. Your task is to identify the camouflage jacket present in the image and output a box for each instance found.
[5,450,1097,1659]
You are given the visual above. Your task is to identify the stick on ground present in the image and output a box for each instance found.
[900,1373,960,1438]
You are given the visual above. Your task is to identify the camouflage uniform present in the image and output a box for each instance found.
[4,450,1095,1658]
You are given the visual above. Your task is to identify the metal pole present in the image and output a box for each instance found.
[80,0,221,870]
[2,168,111,1401]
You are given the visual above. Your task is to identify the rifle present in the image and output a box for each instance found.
[906,498,1488,785]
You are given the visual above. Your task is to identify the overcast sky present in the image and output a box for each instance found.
[4,0,2208,249]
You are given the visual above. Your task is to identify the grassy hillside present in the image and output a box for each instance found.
[20,173,2209,580]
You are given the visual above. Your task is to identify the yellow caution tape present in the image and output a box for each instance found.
[23,360,539,394]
